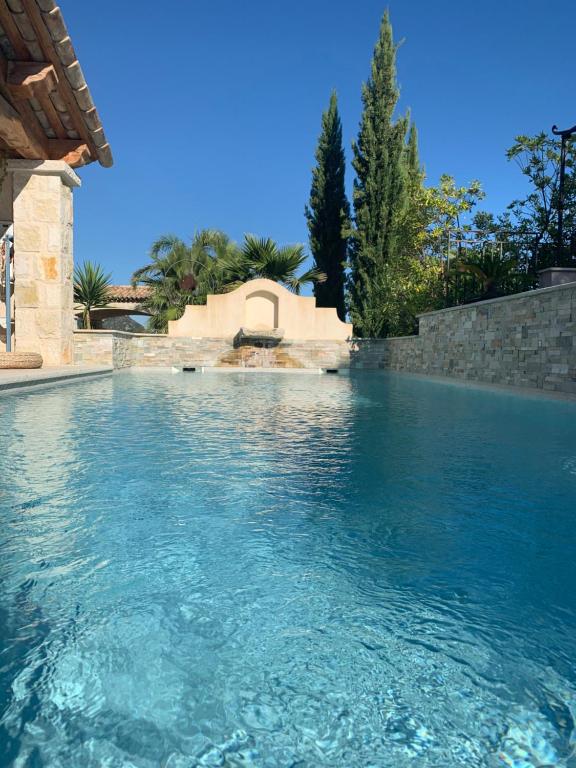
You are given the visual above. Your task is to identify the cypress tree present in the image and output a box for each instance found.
[305,91,350,320]
[404,122,421,184]
[397,121,425,258]
[349,10,410,337]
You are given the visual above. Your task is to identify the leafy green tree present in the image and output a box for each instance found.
[349,10,410,337]
[394,123,429,257]
[504,132,576,267]
[357,256,444,337]
[73,260,111,330]
[220,235,326,294]
[424,174,485,256]
[305,91,350,320]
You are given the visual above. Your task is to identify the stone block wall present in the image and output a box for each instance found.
[352,283,576,395]
[74,330,136,368]
[10,161,80,366]
[73,332,350,370]
[73,282,576,396]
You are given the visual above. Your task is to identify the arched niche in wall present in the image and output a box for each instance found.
[244,290,279,330]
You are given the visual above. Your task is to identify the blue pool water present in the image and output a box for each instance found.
[1,371,576,768]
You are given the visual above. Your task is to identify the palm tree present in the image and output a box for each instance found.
[220,235,326,294]
[73,261,112,330]
[452,248,520,300]
[132,230,238,332]
[133,232,327,332]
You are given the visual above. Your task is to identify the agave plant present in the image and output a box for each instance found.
[220,235,326,294]
[73,260,112,330]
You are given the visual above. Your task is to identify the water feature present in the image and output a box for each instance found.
[1,371,576,767]
[218,328,301,368]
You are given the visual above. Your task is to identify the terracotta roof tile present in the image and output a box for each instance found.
[0,0,112,167]
[107,285,151,302]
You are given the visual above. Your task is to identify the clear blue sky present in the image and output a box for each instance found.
[62,0,575,283]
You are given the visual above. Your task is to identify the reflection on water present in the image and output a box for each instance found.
[0,371,576,767]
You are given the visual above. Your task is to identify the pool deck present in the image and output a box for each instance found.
[0,366,113,395]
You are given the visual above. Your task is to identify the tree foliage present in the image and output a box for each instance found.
[305,91,350,320]
[132,230,235,332]
[132,233,325,332]
[227,235,325,293]
[349,10,411,337]
[504,132,576,267]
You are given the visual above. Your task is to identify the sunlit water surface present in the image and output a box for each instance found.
[1,371,576,768]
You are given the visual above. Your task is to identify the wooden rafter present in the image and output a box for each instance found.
[7,62,58,99]
[0,4,31,60]
[48,139,90,166]
[0,0,111,167]
[0,90,46,158]
[19,0,98,160]
[7,61,68,140]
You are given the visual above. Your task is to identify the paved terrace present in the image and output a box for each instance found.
[0,365,111,394]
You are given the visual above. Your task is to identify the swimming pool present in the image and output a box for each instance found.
[1,371,575,767]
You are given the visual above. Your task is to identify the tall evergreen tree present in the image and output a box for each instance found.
[305,91,350,320]
[404,123,421,186]
[349,10,410,337]
[396,121,426,259]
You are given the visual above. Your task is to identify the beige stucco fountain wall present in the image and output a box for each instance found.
[168,278,353,341]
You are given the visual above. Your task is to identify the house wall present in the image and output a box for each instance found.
[0,171,13,352]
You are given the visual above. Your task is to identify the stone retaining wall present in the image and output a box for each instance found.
[73,331,350,370]
[73,282,576,395]
[357,282,576,395]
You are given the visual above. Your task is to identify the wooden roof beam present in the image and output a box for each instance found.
[0,4,32,60]
[48,139,90,167]
[19,0,99,161]
[6,61,58,99]
[0,91,89,166]
[0,89,47,158]
[7,61,67,140]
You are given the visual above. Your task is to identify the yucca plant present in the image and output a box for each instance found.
[73,260,112,330]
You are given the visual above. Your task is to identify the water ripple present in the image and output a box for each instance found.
[0,371,576,767]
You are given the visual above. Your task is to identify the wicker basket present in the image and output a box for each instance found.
[0,352,43,369]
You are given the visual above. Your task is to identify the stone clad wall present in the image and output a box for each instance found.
[73,283,576,395]
[73,331,350,370]
[10,161,80,366]
[74,330,134,369]
[354,283,576,395]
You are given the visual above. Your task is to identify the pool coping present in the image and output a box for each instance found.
[366,369,576,403]
[0,366,113,395]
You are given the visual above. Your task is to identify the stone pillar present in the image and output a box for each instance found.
[8,160,81,366]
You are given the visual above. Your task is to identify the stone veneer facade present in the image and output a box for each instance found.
[379,281,576,394]
[73,331,351,370]
[73,282,576,396]
[2,161,80,366]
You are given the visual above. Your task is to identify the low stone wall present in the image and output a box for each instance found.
[73,282,576,395]
[353,282,576,395]
[73,331,350,370]
[74,330,135,368]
